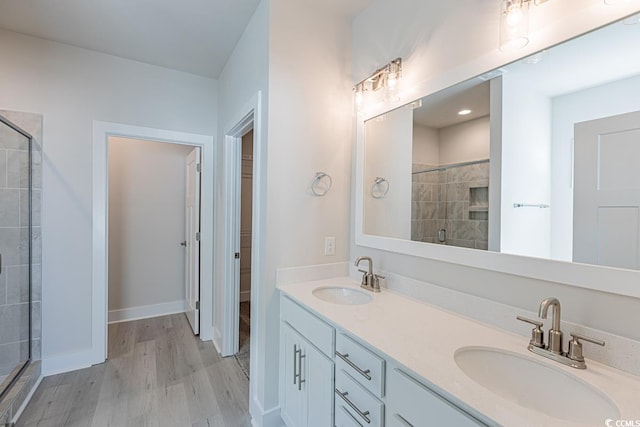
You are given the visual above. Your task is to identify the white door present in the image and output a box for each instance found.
[573,110,640,269]
[185,147,201,334]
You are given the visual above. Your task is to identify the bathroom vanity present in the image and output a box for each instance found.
[278,277,640,427]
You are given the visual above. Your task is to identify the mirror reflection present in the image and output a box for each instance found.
[363,16,640,270]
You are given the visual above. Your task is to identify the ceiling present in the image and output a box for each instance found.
[413,80,490,129]
[0,0,372,79]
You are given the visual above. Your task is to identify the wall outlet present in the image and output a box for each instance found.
[324,236,336,256]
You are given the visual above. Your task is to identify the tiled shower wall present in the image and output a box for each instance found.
[411,161,489,250]
[0,109,42,425]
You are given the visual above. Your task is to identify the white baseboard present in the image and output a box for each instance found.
[240,290,251,302]
[108,300,186,324]
[250,395,283,427]
[42,349,94,376]
[212,327,223,354]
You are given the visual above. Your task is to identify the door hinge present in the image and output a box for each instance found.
[235,252,240,259]
[195,232,201,241]
[196,301,200,310]
[196,163,201,173]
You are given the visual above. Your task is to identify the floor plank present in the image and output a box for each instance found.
[16,314,250,427]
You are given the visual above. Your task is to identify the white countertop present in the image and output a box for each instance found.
[278,277,640,427]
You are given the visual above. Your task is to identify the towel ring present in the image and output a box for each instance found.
[311,172,332,196]
[371,177,389,199]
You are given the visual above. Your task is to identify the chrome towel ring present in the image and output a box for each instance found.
[371,177,389,199]
[311,172,332,196]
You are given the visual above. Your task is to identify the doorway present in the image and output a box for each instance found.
[234,130,254,378]
[92,121,214,365]
[106,137,201,340]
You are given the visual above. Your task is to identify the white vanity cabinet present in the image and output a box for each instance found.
[280,297,335,427]
[279,292,491,427]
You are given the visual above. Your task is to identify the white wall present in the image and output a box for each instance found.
[439,116,490,165]
[412,124,439,165]
[352,0,640,342]
[265,0,353,417]
[551,74,640,261]
[500,72,551,258]
[0,29,217,363]
[215,0,270,422]
[108,137,192,319]
[364,108,413,239]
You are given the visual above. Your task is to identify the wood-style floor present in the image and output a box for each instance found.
[17,314,251,427]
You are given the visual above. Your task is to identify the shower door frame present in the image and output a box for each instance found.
[0,114,33,401]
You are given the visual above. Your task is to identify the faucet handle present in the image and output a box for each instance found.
[357,269,369,275]
[567,333,605,363]
[517,316,545,348]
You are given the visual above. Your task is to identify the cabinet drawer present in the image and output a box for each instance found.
[335,404,364,427]
[281,296,334,357]
[387,367,486,427]
[335,370,384,427]
[336,333,385,397]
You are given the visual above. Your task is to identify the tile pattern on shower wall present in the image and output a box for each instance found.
[0,110,43,379]
[0,109,42,424]
[411,162,489,249]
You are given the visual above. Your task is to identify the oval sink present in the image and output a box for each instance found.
[312,286,372,305]
[454,347,620,424]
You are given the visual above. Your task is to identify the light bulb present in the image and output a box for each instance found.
[387,73,398,90]
[499,0,530,51]
[506,6,523,27]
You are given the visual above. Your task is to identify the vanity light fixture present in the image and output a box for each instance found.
[499,0,551,52]
[353,58,403,110]
[458,109,472,116]
[354,82,365,111]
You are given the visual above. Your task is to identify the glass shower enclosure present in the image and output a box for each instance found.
[0,114,33,399]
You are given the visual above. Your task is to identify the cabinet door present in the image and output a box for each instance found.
[304,342,334,427]
[281,324,305,427]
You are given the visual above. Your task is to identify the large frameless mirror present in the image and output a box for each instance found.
[360,14,640,272]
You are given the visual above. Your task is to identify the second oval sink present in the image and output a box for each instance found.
[312,286,372,305]
[454,346,620,425]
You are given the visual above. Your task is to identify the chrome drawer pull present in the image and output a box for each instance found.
[335,388,371,424]
[395,414,414,427]
[340,405,364,427]
[335,351,372,381]
[293,345,298,385]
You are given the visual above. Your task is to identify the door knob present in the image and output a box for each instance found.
[180,241,187,247]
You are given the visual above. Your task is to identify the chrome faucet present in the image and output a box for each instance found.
[354,256,384,293]
[517,297,605,369]
[538,297,563,354]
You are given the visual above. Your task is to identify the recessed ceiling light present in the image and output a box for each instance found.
[458,109,472,116]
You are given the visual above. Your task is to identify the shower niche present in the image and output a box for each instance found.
[0,110,42,424]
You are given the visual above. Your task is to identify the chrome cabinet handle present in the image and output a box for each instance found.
[335,389,371,424]
[293,344,305,391]
[395,414,414,426]
[339,405,364,426]
[297,350,306,391]
[335,351,372,381]
[293,345,298,385]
